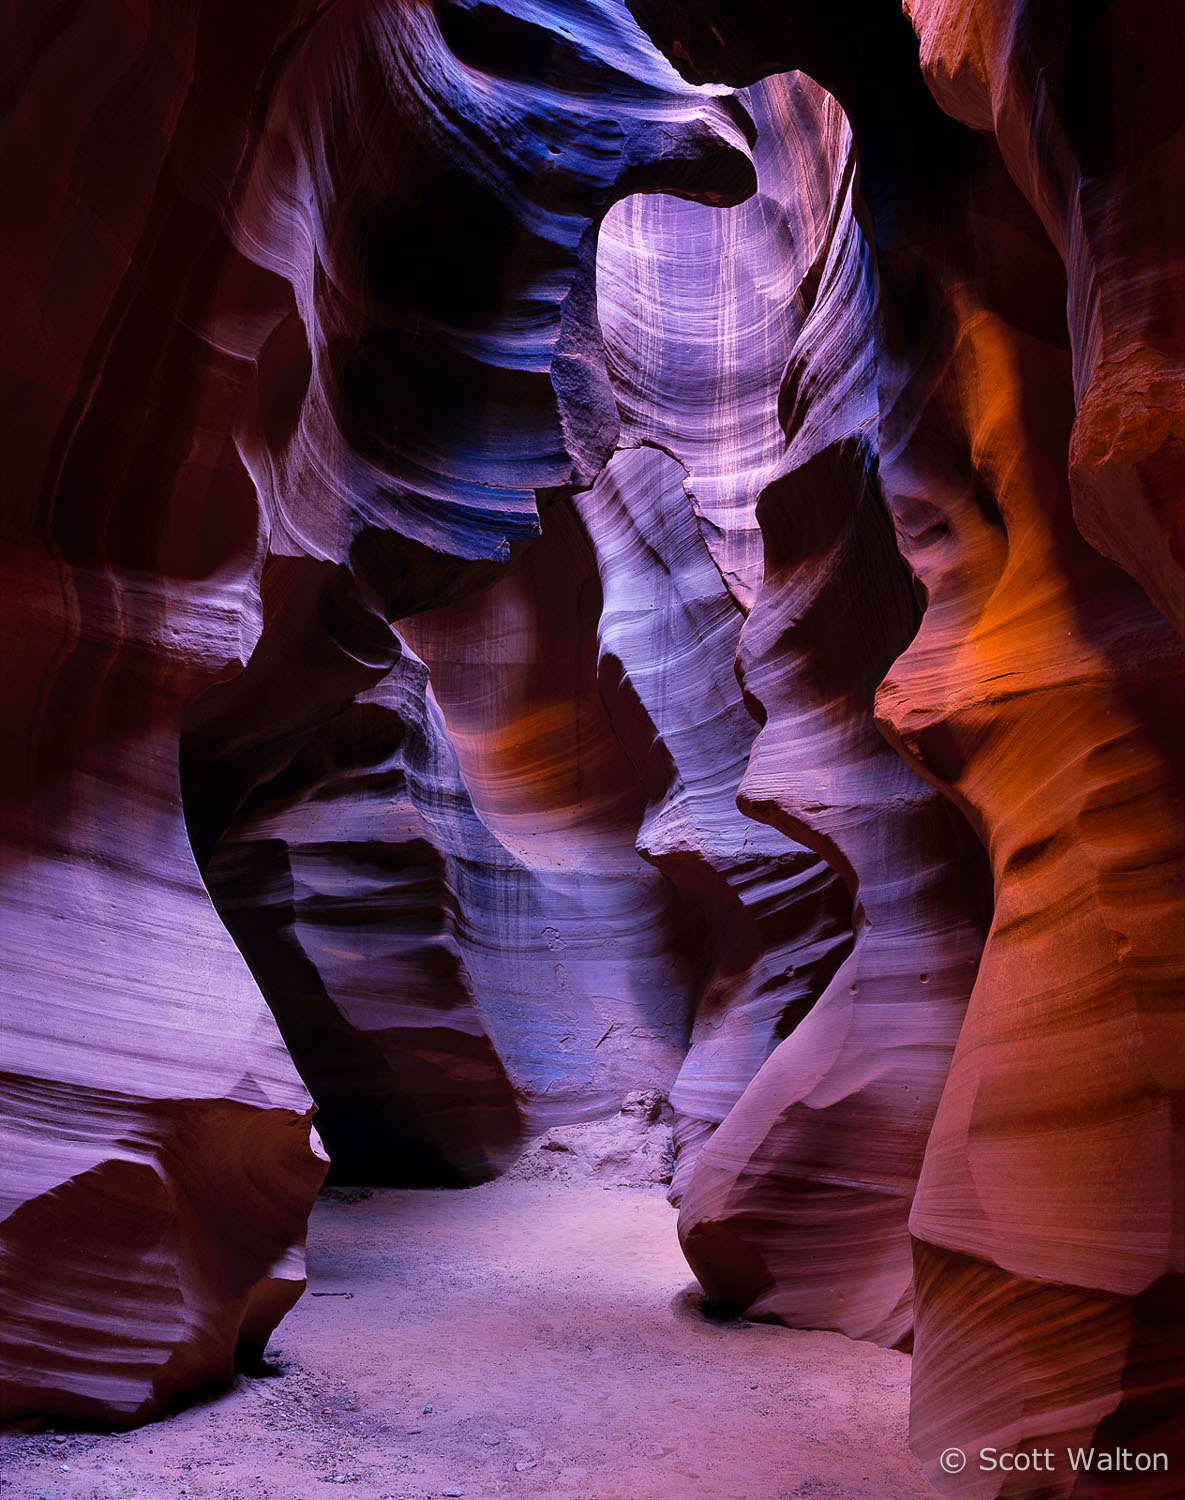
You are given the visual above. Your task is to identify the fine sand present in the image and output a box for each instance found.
[1,1180,940,1500]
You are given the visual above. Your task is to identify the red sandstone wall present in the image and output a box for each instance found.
[0,0,757,1420]
[623,0,1184,1492]
[2,1,1180,1481]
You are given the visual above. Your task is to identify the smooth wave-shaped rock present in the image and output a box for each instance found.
[5,0,1180,1472]
[874,140,1185,1500]
[625,0,1184,1490]
[190,59,859,1192]
[904,0,1185,633]
[2,4,330,1423]
[573,446,854,1202]
[2,0,756,1422]
[597,66,989,1346]
[203,638,525,1186]
[230,0,756,584]
[198,446,860,1197]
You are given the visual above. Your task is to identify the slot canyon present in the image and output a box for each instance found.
[1,2,1182,1498]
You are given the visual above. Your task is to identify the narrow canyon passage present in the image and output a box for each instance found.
[1,1181,937,1500]
[3,1,1181,1496]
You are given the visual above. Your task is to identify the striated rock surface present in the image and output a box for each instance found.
[2,0,756,1422]
[201,501,707,1183]
[1,0,330,1425]
[904,0,1185,633]
[5,0,1180,1474]
[176,0,766,1195]
[874,10,1185,1494]
[195,61,860,1193]
[598,67,989,1347]
[572,444,854,1203]
[874,137,1185,1500]
[202,637,525,1187]
[627,0,1185,1491]
[196,423,860,1200]
[396,494,703,1126]
[213,84,866,1196]
[593,102,867,1200]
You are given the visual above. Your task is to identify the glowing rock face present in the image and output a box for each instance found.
[4,0,1182,1478]
[597,68,990,1348]
[1,0,755,1423]
[906,0,1185,634]
[194,336,854,1199]
[623,0,1185,1493]
[180,4,839,1210]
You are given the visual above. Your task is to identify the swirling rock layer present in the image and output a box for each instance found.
[2,1,330,1425]
[200,461,853,1191]
[4,0,1181,1478]
[905,0,1185,633]
[598,69,990,1347]
[2,0,759,1422]
[623,0,1184,1493]
[573,445,855,1201]
[203,638,525,1187]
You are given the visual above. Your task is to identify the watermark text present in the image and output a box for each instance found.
[938,1446,1168,1476]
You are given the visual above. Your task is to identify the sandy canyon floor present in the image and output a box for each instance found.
[1,1181,940,1500]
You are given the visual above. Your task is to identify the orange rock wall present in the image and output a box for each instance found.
[623,0,1184,1492]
